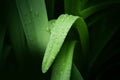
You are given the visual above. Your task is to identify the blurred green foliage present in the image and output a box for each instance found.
[0,0,120,80]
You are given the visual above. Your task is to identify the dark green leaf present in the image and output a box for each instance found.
[7,1,27,69]
[71,64,84,80]
[64,0,87,15]
[79,1,120,19]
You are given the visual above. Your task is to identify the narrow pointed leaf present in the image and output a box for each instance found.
[75,17,89,56]
[64,0,87,15]
[74,17,89,75]
[79,1,120,19]
[51,40,76,80]
[7,1,26,68]
[16,0,49,53]
[42,14,79,73]
[65,0,120,19]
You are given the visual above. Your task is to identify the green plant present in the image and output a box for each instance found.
[0,0,120,80]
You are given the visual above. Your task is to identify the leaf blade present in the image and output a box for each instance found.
[16,0,49,53]
[42,14,79,73]
[51,40,77,80]
[79,1,120,19]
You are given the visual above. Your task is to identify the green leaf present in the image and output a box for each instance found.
[73,17,89,76]
[47,20,56,34]
[75,17,89,57]
[51,40,76,80]
[79,1,120,19]
[16,0,49,54]
[71,64,84,80]
[65,0,120,19]
[7,1,27,69]
[42,14,79,73]
[64,0,87,15]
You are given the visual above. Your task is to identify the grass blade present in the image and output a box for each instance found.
[42,14,79,73]
[74,17,89,76]
[64,0,87,15]
[51,40,77,80]
[79,1,120,19]
[7,1,27,69]
[16,0,49,54]
[75,17,89,56]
